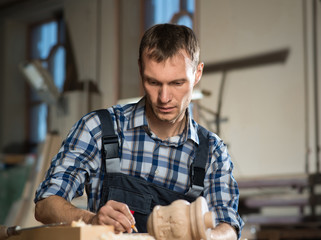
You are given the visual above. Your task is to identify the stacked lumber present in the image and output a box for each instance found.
[238,173,321,239]
[5,133,62,228]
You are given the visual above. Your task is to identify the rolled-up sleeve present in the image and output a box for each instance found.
[204,136,244,239]
[34,113,102,204]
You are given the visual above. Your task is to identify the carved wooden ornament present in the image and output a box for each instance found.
[147,197,215,240]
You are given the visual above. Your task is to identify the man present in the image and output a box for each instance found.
[35,24,243,239]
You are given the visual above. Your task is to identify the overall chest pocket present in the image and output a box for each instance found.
[107,187,153,215]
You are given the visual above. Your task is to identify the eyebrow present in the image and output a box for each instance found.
[143,74,187,83]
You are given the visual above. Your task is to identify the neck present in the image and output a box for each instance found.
[146,108,186,140]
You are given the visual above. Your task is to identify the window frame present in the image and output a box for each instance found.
[26,16,65,145]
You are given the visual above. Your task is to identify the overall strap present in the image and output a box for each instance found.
[96,109,120,173]
[97,108,209,197]
[185,125,209,198]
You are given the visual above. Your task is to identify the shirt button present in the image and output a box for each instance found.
[155,169,159,175]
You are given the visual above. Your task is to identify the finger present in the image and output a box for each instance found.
[95,206,128,233]
[108,216,128,233]
[105,201,135,224]
[105,201,134,233]
[95,201,134,233]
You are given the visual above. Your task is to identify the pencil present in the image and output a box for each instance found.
[131,225,138,233]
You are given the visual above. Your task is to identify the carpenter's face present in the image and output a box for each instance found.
[140,51,203,124]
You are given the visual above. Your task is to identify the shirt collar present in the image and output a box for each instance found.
[127,97,148,129]
[186,106,199,145]
[127,97,199,145]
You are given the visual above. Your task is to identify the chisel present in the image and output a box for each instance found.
[0,222,67,240]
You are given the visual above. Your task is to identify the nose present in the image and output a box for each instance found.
[158,85,171,103]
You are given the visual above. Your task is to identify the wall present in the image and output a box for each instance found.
[0,0,64,152]
[63,0,142,104]
[0,0,143,148]
[118,0,142,99]
[199,0,321,177]
[2,20,27,151]
[1,0,320,178]
[56,0,142,137]
[0,20,5,150]
[99,0,120,106]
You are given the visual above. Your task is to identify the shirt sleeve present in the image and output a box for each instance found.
[204,135,244,239]
[34,112,102,203]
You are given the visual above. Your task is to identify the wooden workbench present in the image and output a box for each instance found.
[7,225,155,240]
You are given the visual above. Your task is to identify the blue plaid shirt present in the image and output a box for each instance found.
[35,97,243,236]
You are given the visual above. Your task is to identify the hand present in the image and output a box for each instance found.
[90,200,135,233]
[209,223,237,240]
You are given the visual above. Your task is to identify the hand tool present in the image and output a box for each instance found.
[131,224,138,233]
[130,210,138,233]
[0,222,67,240]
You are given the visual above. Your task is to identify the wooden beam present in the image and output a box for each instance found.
[203,48,289,74]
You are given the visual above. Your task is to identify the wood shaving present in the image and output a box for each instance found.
[71,219,90,227]
[100,232,155,240]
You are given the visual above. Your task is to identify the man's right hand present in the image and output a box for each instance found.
[90,200,135,233]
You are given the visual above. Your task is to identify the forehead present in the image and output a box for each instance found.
[141,53,196,84]
[141,50,194,71]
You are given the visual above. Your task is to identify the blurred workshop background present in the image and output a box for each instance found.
[0,0,320,239]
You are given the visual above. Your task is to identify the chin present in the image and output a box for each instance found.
[156,115,174,122]
[159,115,180,124]
[153,111,173,121]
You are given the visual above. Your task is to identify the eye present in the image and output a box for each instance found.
[172,81,184,86]
[149,80,159,86]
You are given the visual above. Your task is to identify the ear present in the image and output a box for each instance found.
[194,62,204,86]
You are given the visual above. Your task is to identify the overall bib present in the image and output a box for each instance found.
[96,109,209,233]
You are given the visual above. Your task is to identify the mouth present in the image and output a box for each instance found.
[157,106,175,113]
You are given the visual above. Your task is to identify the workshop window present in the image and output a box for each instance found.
[28,18,65,145]
[144,0,195,30]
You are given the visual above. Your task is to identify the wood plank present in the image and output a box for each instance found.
[237,174,309,189]
[242,194,309,208]
[9,225,114,240]
[7,134,62,228]
[244,215,306,225]
[257,229,321,240]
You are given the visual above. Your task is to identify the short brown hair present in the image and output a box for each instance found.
[138,24,200,70]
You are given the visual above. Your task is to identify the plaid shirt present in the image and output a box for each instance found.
[35,97,243,236]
